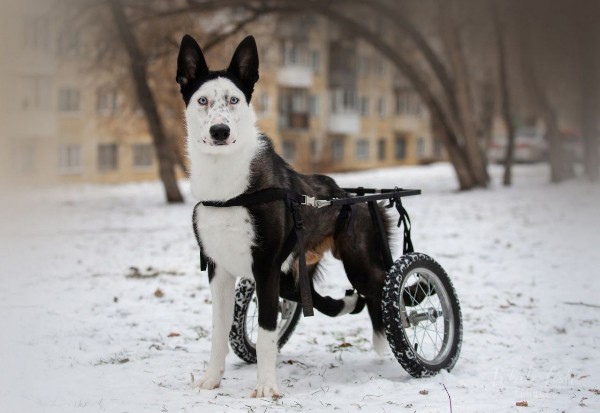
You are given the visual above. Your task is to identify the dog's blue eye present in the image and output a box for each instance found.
[230,96,239,105]
[198,97,208,105]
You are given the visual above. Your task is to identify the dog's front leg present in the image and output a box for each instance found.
[193,265,235,390]
[251,268,280,398]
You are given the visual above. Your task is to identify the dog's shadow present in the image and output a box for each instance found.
[230,350,412,387]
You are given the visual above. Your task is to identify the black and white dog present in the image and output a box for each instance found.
[177,35,391,397]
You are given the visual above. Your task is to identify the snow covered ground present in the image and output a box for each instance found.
[1,163,599,413]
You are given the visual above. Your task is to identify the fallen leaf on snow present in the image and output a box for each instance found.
[167,332,180,337]
[516,400,528,407]
[154,288,164,298]
[419,390,429,395]
[589,388,600,395]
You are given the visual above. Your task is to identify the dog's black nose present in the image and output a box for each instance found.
[209,124,230,142]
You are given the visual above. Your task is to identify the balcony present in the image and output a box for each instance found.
[279,112,309,130]
[327,111,360,135]
[277,65,313,88]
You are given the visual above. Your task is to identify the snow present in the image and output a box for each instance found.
[1,163,599,413]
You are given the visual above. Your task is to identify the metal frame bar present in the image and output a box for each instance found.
[299,187,421,270]
[300,188,421,208]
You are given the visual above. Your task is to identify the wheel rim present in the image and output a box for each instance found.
[399,267,455,365]
[243,293,299,349]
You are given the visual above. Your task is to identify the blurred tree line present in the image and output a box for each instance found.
[71,0,599,203]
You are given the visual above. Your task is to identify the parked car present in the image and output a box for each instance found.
[488,127,548,163]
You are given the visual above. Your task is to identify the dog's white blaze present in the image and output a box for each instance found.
[194,206,255,278]
[255,327,279,396]
[187,77,263,278]
[186,78,262,201]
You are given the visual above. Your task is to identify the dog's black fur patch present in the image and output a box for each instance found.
[176,35,258,106]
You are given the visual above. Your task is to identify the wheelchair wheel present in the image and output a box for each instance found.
[382,252,462,377]
[229,278,302,363]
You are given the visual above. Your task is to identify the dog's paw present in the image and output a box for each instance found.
[192,373,222,390]
[373,331,389,357]
[251,382,280,399]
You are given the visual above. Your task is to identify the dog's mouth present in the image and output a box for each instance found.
[202,138,237,146]
[213,140,229,146]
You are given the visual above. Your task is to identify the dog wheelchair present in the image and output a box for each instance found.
[226,187,463,378]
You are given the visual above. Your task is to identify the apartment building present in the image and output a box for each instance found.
[2,8,442,186]
[254,17,442,173]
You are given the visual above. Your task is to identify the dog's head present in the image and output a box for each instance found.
[176,35,259,155]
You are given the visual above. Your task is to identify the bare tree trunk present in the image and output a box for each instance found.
[305,3,480,189]
[477,80,495,164]
[490,0,516,186]
[439,0,489,187]
[432,113,475,190]
[518,5,573,183]
[577,0,600,182]
[108,0,184,203]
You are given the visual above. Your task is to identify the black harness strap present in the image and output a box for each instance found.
[194,188,314,317]
[387,195,414,254]
[289,202,314,316]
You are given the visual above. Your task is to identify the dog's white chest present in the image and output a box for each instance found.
[195,205,255,278]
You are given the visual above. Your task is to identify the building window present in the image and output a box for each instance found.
[311,50,321,73]
[356,139,370,161]
[331,89,357,113]
[282,40,308,66]
[97,87,119,115]
[377,138,386,161]
[433,137,443,158]
[395,90,424,115]
[98,143,118,171]
[132,143,153,169]
[279,89,309,129]
[310,138,319,160]
[58,88,80,112]
[19,76,52,111]
[416,137,426,159]
[375,58,386,76]
[377,96,386,117]
[357,55,369,76]
[260,46,271,69]
[331,138,344,162]
[395,135,407,160]
[359,96,370,116]
[282,141,296,161]
[23,15,51,52]
[58,144,82,174]
[395,92,409,115]
[309,94,320,117]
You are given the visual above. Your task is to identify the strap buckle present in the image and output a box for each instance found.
[301,195,331,208]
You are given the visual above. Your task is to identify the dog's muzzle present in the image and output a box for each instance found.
[209,123,231,145]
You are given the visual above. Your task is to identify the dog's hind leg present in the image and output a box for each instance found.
[279,268,362,317]
[252,265,281,398]
[336,223,390,356]
[193,264,236,390]
[366,298,389,357]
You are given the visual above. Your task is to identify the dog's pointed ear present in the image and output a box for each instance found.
[227,35,259,89]
[176,34,208,87]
